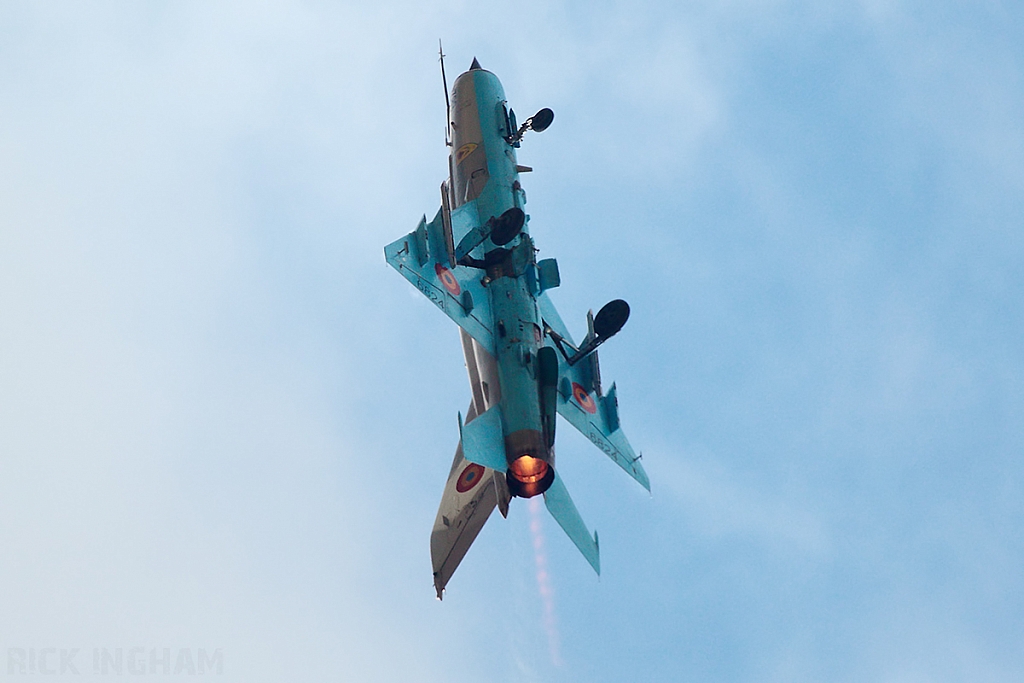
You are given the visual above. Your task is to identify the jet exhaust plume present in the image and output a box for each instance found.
[529,497,562,667]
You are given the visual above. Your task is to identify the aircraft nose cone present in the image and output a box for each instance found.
[470,57,482,70]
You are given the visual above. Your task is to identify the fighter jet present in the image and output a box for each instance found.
[385,55,650,598]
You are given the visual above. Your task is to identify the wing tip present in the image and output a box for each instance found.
[433,574,445,600]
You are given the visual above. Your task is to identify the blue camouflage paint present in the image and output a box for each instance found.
[385,60,648,583]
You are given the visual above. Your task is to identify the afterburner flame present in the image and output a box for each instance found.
[509,455,549,484]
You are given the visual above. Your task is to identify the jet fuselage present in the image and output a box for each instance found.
[449,64,552,497]
[385,58,648,593]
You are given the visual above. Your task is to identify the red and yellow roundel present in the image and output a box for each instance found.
[435,263,461,296]
[572,382,597,414]
[456,463,486,493]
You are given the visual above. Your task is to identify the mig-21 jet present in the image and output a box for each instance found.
[385,55,650,598]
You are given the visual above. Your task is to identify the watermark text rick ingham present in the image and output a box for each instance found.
[6,648,223,676]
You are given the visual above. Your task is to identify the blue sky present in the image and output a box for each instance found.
[2,2,1023,681]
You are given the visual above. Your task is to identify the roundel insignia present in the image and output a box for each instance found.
[455,142,478,165]
[456,463,486,493]
[435,263,461,296]
[572,382,597,414]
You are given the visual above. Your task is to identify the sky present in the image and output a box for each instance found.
[2,1,1023,681]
